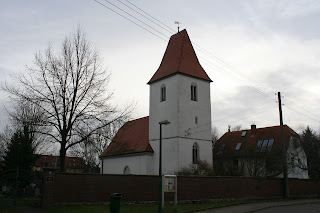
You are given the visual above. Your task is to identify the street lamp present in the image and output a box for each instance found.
[158,120,170,213]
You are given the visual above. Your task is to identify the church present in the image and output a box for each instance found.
[100,29,213,175]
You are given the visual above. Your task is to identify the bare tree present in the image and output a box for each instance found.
[0,131,7,167]
[69,119,125,172]
[211,126,220,147]
[7,100,50,154]
[242,151,282,178]
[177,160,213,176]
[3,28,131,172]
[231,125,242,132]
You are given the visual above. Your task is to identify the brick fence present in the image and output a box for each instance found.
[42,171,320,206]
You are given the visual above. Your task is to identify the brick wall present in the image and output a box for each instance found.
[42,172,320,206]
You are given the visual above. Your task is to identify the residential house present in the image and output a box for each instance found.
[33,155,87,173]
[213,125,308,179]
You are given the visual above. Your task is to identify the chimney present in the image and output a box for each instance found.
[251,124,257,135]
[251,124,256,130]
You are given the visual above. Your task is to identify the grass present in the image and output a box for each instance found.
[0,196,41,213]
[44,199,272,213]
[1,198,250,213]
[1,197,313,213]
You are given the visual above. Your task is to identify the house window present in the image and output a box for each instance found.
[267,139,274,152]
[241,131,247,137]
[192,143,199,164]
[123,166,130,175]
[191,83,197,101]
[195,116,198,124]
[235,142,242,151]
[256,139,274,152]
[260,139,269,152]
[160,84,166,102]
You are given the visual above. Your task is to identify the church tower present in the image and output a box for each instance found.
[148,30,213,175]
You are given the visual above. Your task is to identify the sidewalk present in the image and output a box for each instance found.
[192,198,320,213]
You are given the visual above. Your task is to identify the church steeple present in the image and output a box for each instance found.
[148,29,213,174]
[148,29,212,84]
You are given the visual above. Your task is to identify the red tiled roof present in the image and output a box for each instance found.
[100,116,153,157]
[34,155,86,169]
[213,125,299,158]
[148,29,212,84]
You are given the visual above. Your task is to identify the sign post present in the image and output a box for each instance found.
[163,175,177,208]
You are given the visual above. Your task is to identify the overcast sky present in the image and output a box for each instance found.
[1,0,320,137]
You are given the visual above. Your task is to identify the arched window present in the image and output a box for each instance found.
[191,83,197,101]
[192,143,199,164]
[123,166,130,175]
[160,84,166,102]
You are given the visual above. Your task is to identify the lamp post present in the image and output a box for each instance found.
[158,120,170,213]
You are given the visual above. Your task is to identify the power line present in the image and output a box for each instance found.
[284,97,320,120]
[93,0,276,102]
[123,0,176,33]
[192,43,274,94]
[117,0,175,35]
[103,0,169,39]
[284,105,320,123]
[122,1,274,96]
[91,0,319,126]
[92,0,168,42]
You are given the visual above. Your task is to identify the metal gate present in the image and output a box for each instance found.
[0,169,42,207]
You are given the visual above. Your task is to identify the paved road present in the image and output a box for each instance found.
[252,203,320,213]
[194,199,320,213]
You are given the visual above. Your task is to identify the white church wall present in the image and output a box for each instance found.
[149,75,179,141]
[102,154,153,175]
[177,75,212,142]
[178,138,213,169]
[149,74,213,175]
[149,138,179,175]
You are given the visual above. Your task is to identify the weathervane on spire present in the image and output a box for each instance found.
[174,21,181,32]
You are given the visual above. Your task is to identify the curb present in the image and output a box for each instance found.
[192,198,320,213]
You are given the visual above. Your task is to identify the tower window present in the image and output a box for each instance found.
[192,143,199,164]
[160,84,166,102]
[191,83,197,101]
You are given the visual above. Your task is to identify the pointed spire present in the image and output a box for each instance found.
[148,29,212,84]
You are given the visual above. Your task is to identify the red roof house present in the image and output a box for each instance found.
[213,125,308,179]
[33,155,87,173]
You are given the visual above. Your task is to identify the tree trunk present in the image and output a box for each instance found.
[59,145,66,172]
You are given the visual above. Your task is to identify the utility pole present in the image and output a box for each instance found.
[278,92,289,198]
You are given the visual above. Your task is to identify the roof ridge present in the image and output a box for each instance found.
[127,116,149,123]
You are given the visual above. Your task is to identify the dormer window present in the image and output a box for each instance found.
[241,131,247,137]
[256,139,274,152]
[235,142,242,151]
[160,84,166,102]
[191,83,197,101]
